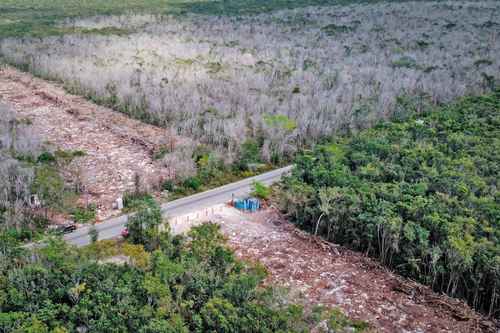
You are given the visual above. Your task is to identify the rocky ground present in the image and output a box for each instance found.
[173,205,496,333]
[0,66,188,219]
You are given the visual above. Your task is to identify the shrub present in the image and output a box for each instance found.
[251,181,270,200]
[391,56,420,69]
[161,179,175,192]
[237,139,261,170]
[36,151,56,164]
[198,297,238,332]
[183,176,202,191]
[126,201,163,250]
[71,204,96,223]
[54,149,86,163]
[153,145,170,160]
[123,191,156,211]
[122,243,150,269]
[321,23,355,36]
[326,308,369,332]
[89,225,98,243]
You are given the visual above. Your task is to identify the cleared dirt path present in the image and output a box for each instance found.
[0,66,185,219]
[202,207,493,333]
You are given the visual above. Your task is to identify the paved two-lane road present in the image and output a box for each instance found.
[64,166,292,247]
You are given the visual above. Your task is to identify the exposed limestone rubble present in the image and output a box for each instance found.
[0,66,189,219]
[175,205,495,332]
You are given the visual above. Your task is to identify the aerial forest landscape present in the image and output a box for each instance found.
[0,0,499,332]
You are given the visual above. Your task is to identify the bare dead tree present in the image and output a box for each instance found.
[1,1,498,160]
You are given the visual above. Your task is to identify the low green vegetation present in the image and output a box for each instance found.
[0,201,368,332]
[31,150,90,218]
[1,145,90,241]
[275,91,500,316]
[165,148,273,201]
[6,140,92,239]
[321,23,356,36]
[251,181,271,200]
[168,170,260,200]
[0,0,388,39]
[129,146,269,203]
[71,204,97,224]
[0,216,48,243]
[391,56,420,70]
[123,191,157,212]
[31,159,66,211]
[235,139,262,170]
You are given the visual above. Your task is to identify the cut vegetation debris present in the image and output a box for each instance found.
[0,66,189,219]
[179,206,495,332]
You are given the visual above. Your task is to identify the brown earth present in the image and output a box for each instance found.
[208,207,497,333]
[0,65,187,219]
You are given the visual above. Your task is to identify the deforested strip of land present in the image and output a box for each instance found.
[0,66,189,219]
[215,207,496,332]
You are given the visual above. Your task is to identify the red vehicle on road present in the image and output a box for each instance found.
[121,228,129,238]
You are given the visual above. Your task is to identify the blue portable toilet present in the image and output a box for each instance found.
[234,197,261,212]
[246,197,260,212]
[234,198,245,210]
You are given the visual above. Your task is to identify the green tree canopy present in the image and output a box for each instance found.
[277,91,500,317]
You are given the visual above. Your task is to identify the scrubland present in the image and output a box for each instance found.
[0,103,39,233]
[1,0,499,328]
[1,1,499,163]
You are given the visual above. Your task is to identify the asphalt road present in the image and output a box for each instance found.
[64,165,292,247]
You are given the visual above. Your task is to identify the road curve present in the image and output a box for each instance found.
[64,166,292,247]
